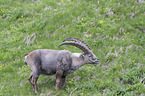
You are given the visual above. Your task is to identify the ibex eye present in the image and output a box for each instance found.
[81,54,84,59]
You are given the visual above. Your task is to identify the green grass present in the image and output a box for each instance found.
[0,0,145,95]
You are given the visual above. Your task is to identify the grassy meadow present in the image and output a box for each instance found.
[0,0,145,95]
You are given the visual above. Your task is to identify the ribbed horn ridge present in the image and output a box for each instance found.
[63,37,90,50]
[58,41,90,54]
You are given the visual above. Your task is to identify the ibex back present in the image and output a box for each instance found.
[24,37,99,93]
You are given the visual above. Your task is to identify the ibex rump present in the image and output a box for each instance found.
[24,37,99,93]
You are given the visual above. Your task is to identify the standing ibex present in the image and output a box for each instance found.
[24,37,99,93]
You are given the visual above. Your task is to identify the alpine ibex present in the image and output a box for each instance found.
[24,37,99,93]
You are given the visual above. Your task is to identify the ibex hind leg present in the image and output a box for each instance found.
[28,75,34,91]
[28,74,39,93]
[28,65,39,94]
[32,74,39,94]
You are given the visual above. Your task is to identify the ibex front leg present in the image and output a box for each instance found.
[55,70,63,90]
[60,76,66,89]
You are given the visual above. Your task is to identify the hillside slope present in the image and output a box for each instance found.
[0,0,145,95]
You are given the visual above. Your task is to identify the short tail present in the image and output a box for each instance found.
[24,56,27,65]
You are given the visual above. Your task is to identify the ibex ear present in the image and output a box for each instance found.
[80,54,84,59]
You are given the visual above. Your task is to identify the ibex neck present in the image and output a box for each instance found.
[71,53,85,70]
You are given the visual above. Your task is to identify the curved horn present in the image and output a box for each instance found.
[89,58,99,63]
[63,37,91,50]
[58,41,90,54]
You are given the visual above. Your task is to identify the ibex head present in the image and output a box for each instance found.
[58,37,99,64]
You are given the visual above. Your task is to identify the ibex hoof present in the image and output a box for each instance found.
[34,91,38,94]
[55,87,59,90]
